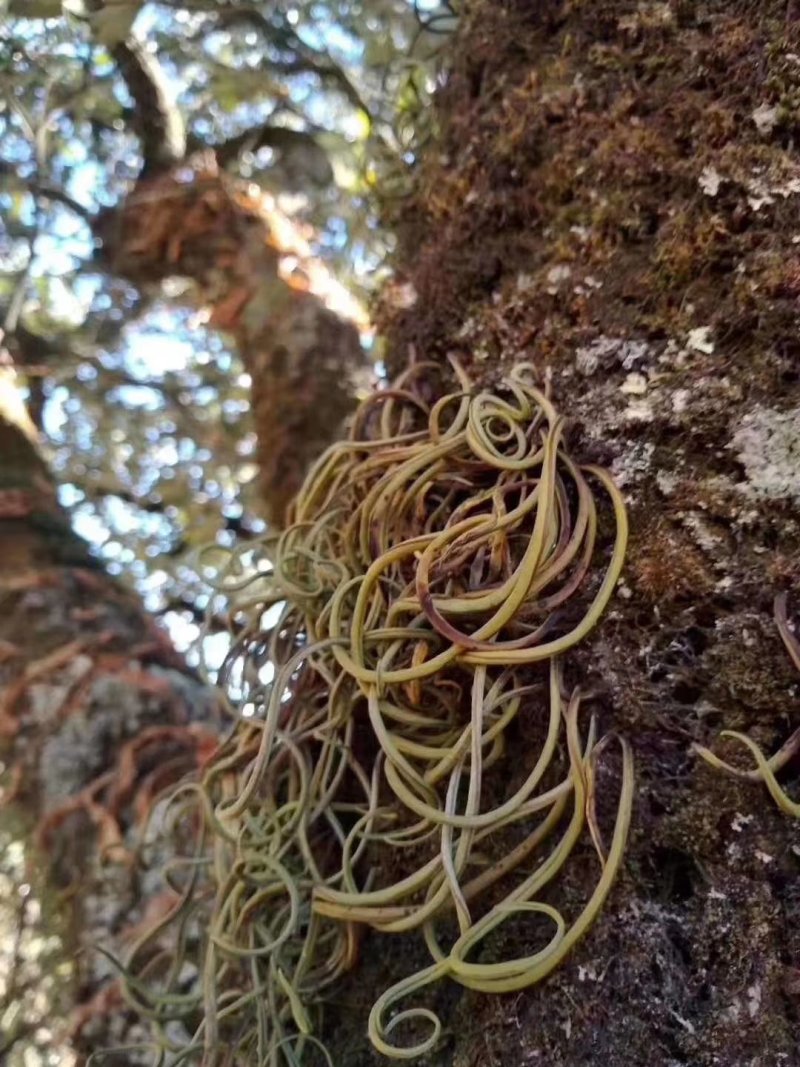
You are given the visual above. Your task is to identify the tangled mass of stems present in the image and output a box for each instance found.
[117,360,633,1065]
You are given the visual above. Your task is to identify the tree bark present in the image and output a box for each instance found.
[7,17,371,529]
[0,369,220,1062]
[323,1,800,1064]
[7,3,800,1064]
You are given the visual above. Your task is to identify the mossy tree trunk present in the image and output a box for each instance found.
[322,2,800,1064]
[0,372,219,1062]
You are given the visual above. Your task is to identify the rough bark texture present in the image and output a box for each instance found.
[320,2,800,1064]
[0,376,219,1061]
[95,160,370,526]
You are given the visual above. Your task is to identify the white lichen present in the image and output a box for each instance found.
[656,469,680,496]
[687,326,714,354]
[699,165,723,197]
[746,170,800,211]
[574,336,650,375]
[546,264,571,291]
[683,513,722,553]
[624,398,654,423]
[620,340,650,369]
[751,103,779,137]
[576,336,620,375]
[731,405,800,504]
[621,371,648,395]
[746,982,762,1019]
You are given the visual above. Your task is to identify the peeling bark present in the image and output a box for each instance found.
[84,24,372,527]
[0,374,220,1061]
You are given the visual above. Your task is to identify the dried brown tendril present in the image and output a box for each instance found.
[106,358,633,1066]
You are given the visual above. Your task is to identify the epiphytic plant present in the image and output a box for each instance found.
[110,357,632,1065]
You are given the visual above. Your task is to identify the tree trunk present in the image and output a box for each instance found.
[0,370,219,1063]
[95,161,370,526]
[323,1,799,1064]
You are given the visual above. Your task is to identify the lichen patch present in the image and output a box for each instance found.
[731,405,800,504]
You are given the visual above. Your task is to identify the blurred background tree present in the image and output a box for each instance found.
[0,0,454,664]
[0,4,454,1062]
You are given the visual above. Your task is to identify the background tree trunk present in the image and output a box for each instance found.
[319,1,800,1064]
[95,161,370,527]
[0,369,219,1062]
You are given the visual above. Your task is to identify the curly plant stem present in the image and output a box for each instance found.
[116,359,633,1065]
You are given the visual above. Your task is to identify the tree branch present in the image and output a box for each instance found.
[7,0,61,15]
[0,169,95,224]
[32,183,94,221]
[110,36,186,176]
